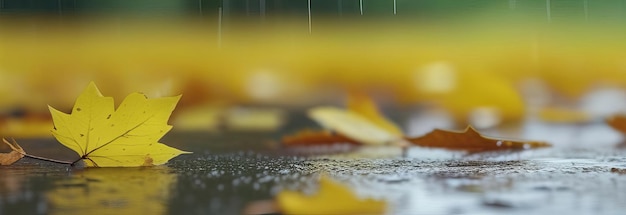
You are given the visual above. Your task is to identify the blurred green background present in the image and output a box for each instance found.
[1,0,625,21]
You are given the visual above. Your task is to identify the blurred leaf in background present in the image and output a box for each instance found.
[277,176,386,215]
[408,126,550,153]
[2,1,626,133]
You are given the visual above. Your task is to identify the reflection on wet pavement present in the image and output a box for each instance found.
[47,167,175,215]
[1,120,626,214]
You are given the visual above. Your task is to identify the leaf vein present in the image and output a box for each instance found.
[84,113,157,158]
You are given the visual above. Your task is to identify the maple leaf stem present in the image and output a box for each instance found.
[23,154,73,165]
[71,158,81,166]
[70,156,90,167]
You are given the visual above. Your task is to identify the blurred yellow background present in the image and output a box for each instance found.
[1,1,626,137]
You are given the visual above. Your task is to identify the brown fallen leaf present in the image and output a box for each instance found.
[607,115,626,133]
[610,168,626,175]
[407,126,550,153]
[282,129,360,146]
[284,93,536,155]
[0,138,26,165]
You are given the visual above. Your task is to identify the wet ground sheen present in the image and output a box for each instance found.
[1,125,626,215]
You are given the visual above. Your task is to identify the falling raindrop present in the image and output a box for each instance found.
[308,0,312,34]
[583,0,589,21]
[218,7,223,48]
[360,0,364,15]
[260,0,266,20]
[199,0,203,16]
[546,0,552,22]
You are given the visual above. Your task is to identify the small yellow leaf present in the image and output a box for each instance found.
[308,107,402,145]
[413,63,525,124]
[0,138,25,165]
[171,104,225,132]
[347,92,403,136]
[444,71,525,123]
[49,82,190,167]
[407,126,550,153]
[277,176,386,215]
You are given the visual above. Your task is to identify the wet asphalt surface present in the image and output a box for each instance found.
[1,120,626,215]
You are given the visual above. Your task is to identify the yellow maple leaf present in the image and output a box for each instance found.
[277,176,386,215]
[49,82,190,167]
